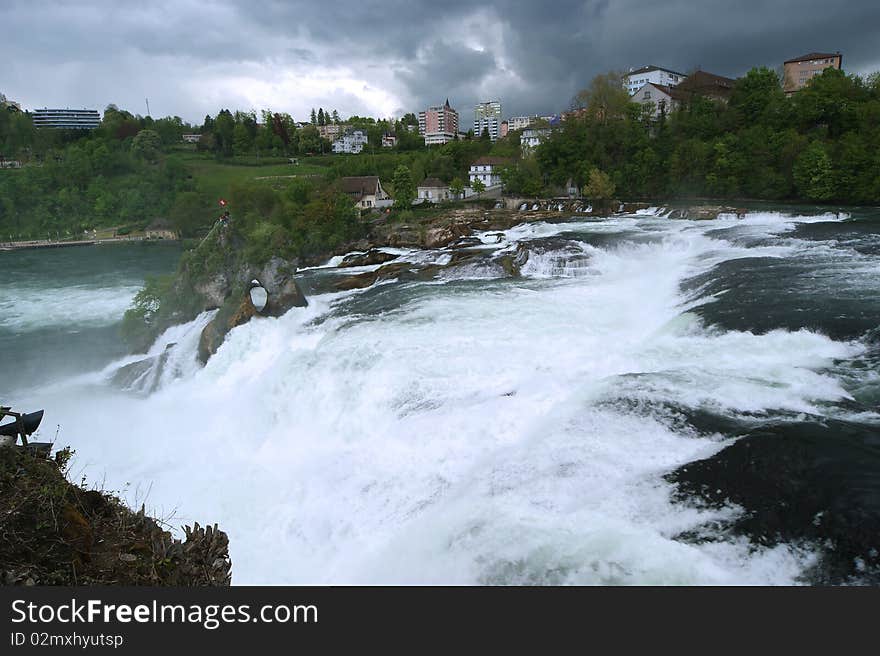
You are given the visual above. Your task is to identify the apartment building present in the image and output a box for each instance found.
[623,66,687,96]
[783,52,842,94]
[474,100,502,141]
[418,99,459,145]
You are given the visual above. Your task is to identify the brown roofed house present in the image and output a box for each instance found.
[339,176,391,210]
[675,70,737,102]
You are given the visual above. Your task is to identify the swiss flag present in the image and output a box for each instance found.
[219,199,227,207]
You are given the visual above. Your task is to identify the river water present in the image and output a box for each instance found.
[1,208,878,584]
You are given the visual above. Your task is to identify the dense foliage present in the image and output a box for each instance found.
[0,106,195,239]
[531,67,880,203]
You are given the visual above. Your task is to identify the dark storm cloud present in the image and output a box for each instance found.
[2,0,879,123]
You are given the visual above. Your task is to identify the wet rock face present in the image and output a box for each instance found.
[193,273,230,310]
[667,419,880,584]
[496,243,530,277]
[197,293,258,364]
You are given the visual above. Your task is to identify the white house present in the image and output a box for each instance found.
[332,130,368,154]
[417,178,451,203]
[630,83,687,118]
[468,156,508,188]
[623,66,687,96]
[520,127,552,153]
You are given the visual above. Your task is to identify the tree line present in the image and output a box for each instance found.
[519,66,880,204]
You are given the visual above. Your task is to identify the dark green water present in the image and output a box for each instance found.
[0,242,181,396]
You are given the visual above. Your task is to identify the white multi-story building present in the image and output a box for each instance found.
[468,156,507,188]
[332,130,368,154]
[474,100,502,141]
[623,66,687,96]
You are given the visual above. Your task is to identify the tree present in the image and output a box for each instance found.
[213,109,235,156]
[331,110,340,124]
[471,178,486,198]
[392,165,415,207]
[169,191,209,237]
[582,167,616,207]
[573,71,631,124]
[317,108,326,126]
[131,129,162,162]
[449,177,465,200]
[310,108,317,125]
[793,141,835,201]
[232,123,253,155]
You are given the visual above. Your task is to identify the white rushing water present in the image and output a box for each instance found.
[13,210,873,584]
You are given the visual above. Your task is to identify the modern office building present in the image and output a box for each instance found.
[418,99,459,145]
[783,52,842,94]
[474,101,502,141]
[32,108,101,129]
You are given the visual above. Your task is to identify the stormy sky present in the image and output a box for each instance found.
[2,0,878,125]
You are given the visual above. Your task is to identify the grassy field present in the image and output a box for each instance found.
[175,152,331,199]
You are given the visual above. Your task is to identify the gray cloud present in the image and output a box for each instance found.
[1,0,878,125]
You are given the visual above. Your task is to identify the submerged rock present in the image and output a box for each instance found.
[333,262,412,291]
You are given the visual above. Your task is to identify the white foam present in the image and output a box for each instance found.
[17,209,875,585]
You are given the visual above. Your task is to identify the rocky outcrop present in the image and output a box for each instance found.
[0,445,231,586]
[190,254,310,365]
[423,223,473,249]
